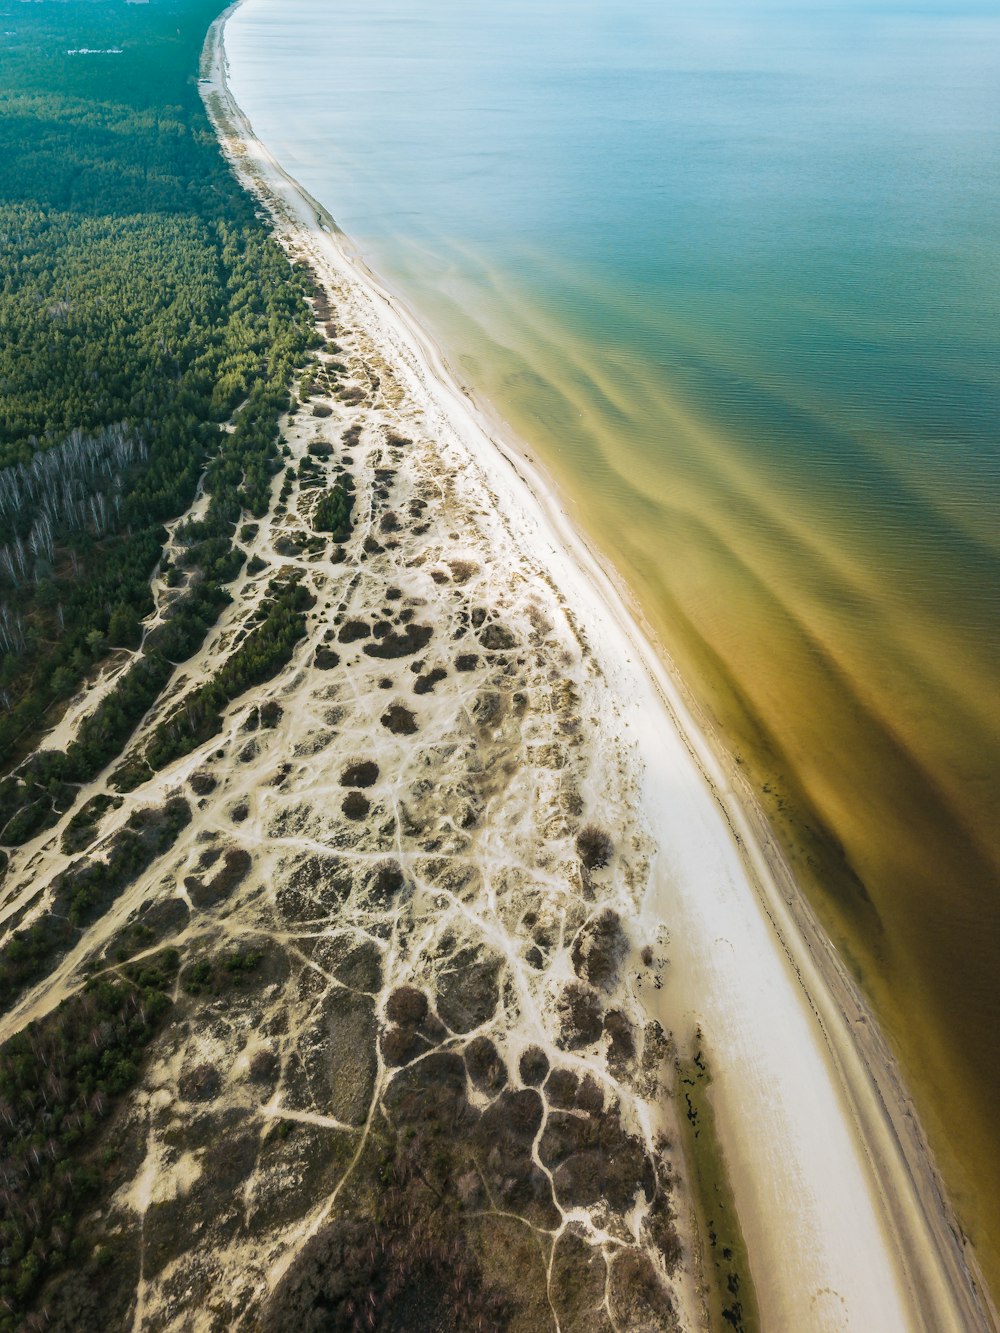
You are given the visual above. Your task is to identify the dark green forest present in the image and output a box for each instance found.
[0,0,316,841]
[0,953,180,1321]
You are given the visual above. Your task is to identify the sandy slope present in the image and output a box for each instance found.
[199,8,1000,1331]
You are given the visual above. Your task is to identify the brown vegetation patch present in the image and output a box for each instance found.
[551,1229,612,1331]
[276,855,353,918]
[186,847,252,910]
[572,908,628,990]
[518,1046,550,1088]
[59,792,124,854]
[576,823,614,870]
[319,937,383,993]
[249,1049,279,1086]
[383,1051,467,1129]
[363,623,434,659]
[340,760,379,788]
[556,982,604,1049]
[263,1127,512,1331]
[484,1088,543,1145]
[413,667,446,695]
[338,619,371,643]
[464,1035,508,1094]
[448,560,478,584]
[341,791,370,821]
[260,699,283,728]
[314,645,340,670]
[325,992,379,1125]
[609,1250,676,1328]
[364,859,407,906]
[546,1068,580,1109]
[542,1104,653,1215]
[179,1062,221,1103]
[381,1024,422,1068]
[605,1009,636,1066]
[479,622,517,651]
[474,1091,559,1228]
[380,704,417,735]
[435,945,501,1034]
[386,986,429,1026]
[472,690,503,725]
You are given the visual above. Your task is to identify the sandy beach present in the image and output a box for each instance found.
[195,9,1000,1331]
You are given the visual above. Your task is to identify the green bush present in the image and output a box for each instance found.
[312,478,355,538]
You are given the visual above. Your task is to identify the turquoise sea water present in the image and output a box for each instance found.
[226,0,1000,1278]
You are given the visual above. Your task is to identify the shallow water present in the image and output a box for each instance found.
[226,0,1000,1284]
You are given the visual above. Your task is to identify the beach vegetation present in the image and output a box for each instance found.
[576,823,614,870]
[138,574,313,774]
[312,477,355,539]
[0,798,190,1013]
[181,947,264,995]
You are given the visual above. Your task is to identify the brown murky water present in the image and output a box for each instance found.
[229,0,1000,1289]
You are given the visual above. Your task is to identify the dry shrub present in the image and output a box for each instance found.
[386,986,429,1026]
[518,1046,550,1088]
[464,1035,508,1094]
[576,823,614,870]
[571,907,628,989]
[178,1062,220,1102]
[342,792,370,821]
[381,704,417,735]
[340,760,379,788]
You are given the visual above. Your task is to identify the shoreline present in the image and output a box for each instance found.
[206,7,996,1329]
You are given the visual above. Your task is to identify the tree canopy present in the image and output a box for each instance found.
[0,0,315,829]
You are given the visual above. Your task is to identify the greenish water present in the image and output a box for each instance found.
[226,0,1000,1285]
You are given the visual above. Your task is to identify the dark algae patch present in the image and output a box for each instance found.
[678,1034,760,1332]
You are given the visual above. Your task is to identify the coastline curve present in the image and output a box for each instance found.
[204,6,997,1329]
